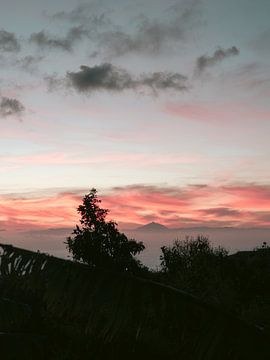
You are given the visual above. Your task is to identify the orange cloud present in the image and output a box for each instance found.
[0,192,80,230]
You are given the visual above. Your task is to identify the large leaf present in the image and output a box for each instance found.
[0,243,269,359]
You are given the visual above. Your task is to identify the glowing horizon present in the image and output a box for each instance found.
[1,0,270,240]
[0,183,269,232]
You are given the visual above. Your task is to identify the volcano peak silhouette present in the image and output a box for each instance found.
[136,222,169,232]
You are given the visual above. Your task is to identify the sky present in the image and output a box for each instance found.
[0,0,270,239]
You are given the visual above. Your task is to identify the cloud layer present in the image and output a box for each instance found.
[30,26,88,51]
[1,183,269,231]
[48,0,203,57]
[0,29,21,52]
[0,96,25,118]
[66,63,188,93]
[196,46,239,74]
[97,3,202,57]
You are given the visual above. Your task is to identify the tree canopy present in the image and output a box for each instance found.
[66,188,145,273]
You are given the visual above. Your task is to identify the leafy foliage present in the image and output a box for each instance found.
[0,243,269,359]
[66,189,145,273]
[160,235,228,273]
[160,236,270,332]
[160,236,229,302]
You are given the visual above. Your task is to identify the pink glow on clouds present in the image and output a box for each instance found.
[165,103,270,123]
[1,183,269,232]
[0,192,80,230]
[1,152,201,166]
[221,185,270,210]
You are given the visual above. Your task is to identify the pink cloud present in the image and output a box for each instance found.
[1,183,269,232]
[102,184,270,227]
[1,152,201,167]
[221,184,270,210]
[164,102,270,123]
[0,192,80,230]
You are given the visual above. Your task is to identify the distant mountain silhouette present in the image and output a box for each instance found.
[136,222,169,232]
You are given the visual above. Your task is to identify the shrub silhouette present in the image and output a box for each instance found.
[160,236,229,303]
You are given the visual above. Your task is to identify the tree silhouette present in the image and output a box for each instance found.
[66,188,145,273]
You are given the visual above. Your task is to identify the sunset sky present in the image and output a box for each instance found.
[1,0,270,234]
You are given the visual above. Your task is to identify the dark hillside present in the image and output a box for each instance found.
[0,244,269,359]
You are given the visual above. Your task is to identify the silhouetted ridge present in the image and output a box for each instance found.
[136,222,169,232]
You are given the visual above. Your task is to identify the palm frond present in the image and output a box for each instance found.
[0,243,269,359]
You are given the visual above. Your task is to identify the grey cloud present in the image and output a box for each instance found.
[200,207,242,217]
[98,2,203,57]
[141,72,188,92]
[112,184,189,199]
[52,3,91,22]
[51,3,109,27]
[0,96,25,118]
[30,26,88,51]
[67,64,133,91]
[254,212,270,222]
[66,63,188,93]
[15,55,44,72]
[44,73,66,91]
[0,29,21,52]
[49,1,203,57]
[196,46,239,74]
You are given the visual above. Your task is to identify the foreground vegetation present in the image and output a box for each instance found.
[159,237,270,330]
[1,189,270,359]
[1,243,269,359]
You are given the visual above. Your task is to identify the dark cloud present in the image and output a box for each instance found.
[66,63,188,93]
[196,46,239,74]
[67,63,133,91]
[141,72,188,92]
[0,29,21,52]
[112,184,185,195]
[48,1,203,57]
[111,184,191,202]
[98,21,181,57]
[15,55,44,72]
[200,207,242,217]
[30,26,88,51]
[51,3,109,27]
[46,3,111,54]
[97,1,203,57]
[0,96,25,118]
[253,212,270,223]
